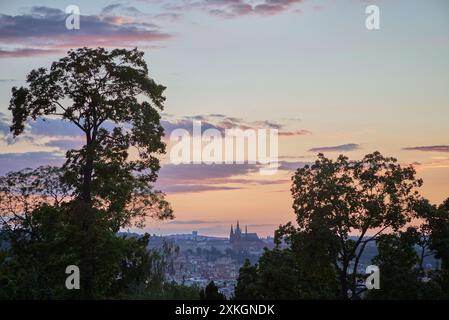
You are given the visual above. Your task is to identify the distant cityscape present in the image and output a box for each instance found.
[139,222,273,298]
[125,221,442,298]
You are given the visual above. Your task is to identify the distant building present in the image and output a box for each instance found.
[229,221,264,250]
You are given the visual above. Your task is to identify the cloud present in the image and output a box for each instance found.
[403,145,449,153]
[278,129,310,136]
[3,117,85,151]
[162,184,241,193]
[277,160,310,171]
[171,0,304,19]
[0,113,9,135]
[1,113,301,191]
[4,117,114,151]
[44,138,84,150]
[101,4,144,16]
[0,152,64,174]
[0,6,171,58]
[161,118,225,136]
[29,118,81,137]
[246,223,277,228]
[0,1,311,59]
[155,161,293,194]
[4,112,308,154]
[158,163,261,183]
[278,155,306,159]
[167,219,221,225]
[308,143,360,153]
[154,12,183,21]
[0,48,62,58]
[208,113,226,118]
[162,114,309,137]
[252,120,283,130]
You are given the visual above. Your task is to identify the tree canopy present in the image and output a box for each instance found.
[1,47,178,299]
[236,152,449,300]
[9,47,172,229]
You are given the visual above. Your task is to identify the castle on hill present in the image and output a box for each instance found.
[229,221,264,250]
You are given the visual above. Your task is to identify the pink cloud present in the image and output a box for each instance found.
[0,7,172,58]
[278,129,311,136]
[403,145,449,153]
[0,48,62,58]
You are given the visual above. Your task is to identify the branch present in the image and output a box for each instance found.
[53,100,86,132]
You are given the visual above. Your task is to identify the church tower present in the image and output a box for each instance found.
[236,221,241,236]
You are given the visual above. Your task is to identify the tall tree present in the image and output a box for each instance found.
[290,152,422,299]
[7,47,173,297]
[9,47,172,229]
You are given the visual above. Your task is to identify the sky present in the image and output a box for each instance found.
[0,0,448,237]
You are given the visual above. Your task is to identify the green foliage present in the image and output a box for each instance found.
[428,199,449,269]
[125,281,200,300]
[0,193,178,299]
[235,227,340,300]
[0,205,74,299]
[200,281,226,300]
[1,48,177,299]
[235,259,261,300]
[290,152,423,299]
[9,47,173,229]
[367,228,423,299]
[257,248,300,299]
[366,226,449,300]
[411,198,449,299]
[236,152,448,300]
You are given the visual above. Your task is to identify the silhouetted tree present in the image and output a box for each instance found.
[9,47,172,227]
[414,197,449,298]
[367,228,422,299]
[235,259,261,299]
[276,218,340,299]
[236,153,447,300]
[3,47,173,298]
[235,226,340,300]
[200,281,226,300]
[289,152,422,299]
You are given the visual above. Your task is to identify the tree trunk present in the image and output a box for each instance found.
[82,135,94,205]
[340,273,348,299]
[340,260,349,299]
[80,133,95,298]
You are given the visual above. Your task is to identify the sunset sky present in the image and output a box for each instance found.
[0,0,448,237]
